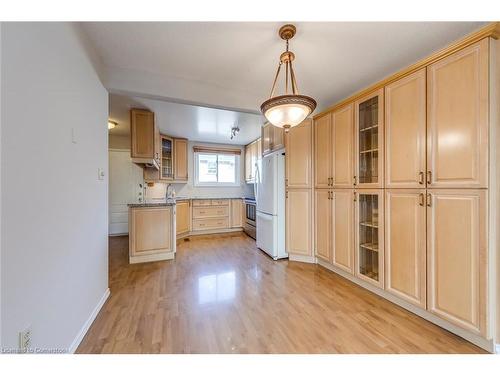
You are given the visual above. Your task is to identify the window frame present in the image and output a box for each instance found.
[194,151,241,187]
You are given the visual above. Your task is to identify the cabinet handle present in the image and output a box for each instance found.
[286,191,288,198]
[328,191,331,200]
[418,192,424,206]
[426,193,432,207]
[426,171,432,185]
[353,192,357,202]
[418,171,424,185]
[353,176,357,186]
[285,178,289,186]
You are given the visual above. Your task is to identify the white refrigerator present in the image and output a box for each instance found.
[255,151,287,260]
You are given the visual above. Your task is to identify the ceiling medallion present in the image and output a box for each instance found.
[260,24,316,132]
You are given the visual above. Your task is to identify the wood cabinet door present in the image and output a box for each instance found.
[354,189,384,288]
[332,104,354,188]
[354,89,384,188]
[385,190,426,308]
[286,189,312,256]
[385,69,427,188]
[131,109,155,158]
[174,138,188,181]
[332,189,354,273]
[314,189,331,262]
[245,144,252,181]
[176,201,190,235]
[262,124,273,156]
[427,189,487,336]
[131,207,173,256]
[286,119,312,188]
[427,39,488,188]
[314,114,332,188]
[230,199,244,228]
[273,126,285,150]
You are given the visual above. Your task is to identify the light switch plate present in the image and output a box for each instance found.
[98,168,105,180]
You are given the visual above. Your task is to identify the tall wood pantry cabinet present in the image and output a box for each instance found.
[311,29,499,348]
[285,119,313,260]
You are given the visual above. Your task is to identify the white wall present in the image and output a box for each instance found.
[1,23,108,352]
[146,141,254,200]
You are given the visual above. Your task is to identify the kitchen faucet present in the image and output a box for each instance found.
[166,183,175,199]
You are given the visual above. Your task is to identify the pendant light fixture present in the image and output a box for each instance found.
[260,24,316,132]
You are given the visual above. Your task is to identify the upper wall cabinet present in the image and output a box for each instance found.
[355,89,384,188]
[245,138,261,183]
[130,109,160,168]
[332,104,354,188]
[174,138,188,181]
[314,114,332,188]
[385,69,427,188]
[286,119,312,188]
[262,123,285,157]
[427,39,488,188]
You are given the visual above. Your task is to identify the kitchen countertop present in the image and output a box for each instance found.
[176,196,251,200]
[128,200,176,208]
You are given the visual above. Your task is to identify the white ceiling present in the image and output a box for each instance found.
[108,94,263,145]
[82,22,487,143]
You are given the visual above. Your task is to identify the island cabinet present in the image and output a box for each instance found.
[130,109,160,169]
[129,205,176,264]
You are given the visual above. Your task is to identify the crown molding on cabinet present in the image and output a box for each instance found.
[314,22,500,120]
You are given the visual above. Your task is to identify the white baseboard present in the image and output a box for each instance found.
[288,254,316,264]
[317,259,495,353]
[68,288,110,353]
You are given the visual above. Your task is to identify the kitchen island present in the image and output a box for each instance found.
[128,201,176,264]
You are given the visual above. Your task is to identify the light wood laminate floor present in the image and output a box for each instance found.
[77,234,485,353]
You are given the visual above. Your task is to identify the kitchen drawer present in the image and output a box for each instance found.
[192,217,229,231]
[192,199,212,206]
[211,199,229,206]
[193,206,229,219]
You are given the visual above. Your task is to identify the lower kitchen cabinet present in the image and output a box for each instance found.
[314,189,355,272]
[355,189,384,288]
[332,189,355,273]
[176,200,190,236]
[385,190,426,308]
[426,189,487,336]
[129,205,176,263]
[230,199,244,228]
[314,190,331,262]
[286,188,313,257]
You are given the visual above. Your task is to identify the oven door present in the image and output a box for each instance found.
[245,203,256,226]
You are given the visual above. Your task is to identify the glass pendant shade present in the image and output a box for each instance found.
[261,24,316,131]
[261,94,316,129]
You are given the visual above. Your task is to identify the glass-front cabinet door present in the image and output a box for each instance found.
[355,89,384,188]
[160,135,174,180]
[355,189,384,288]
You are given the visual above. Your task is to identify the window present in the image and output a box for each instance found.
[195,152,240,186]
